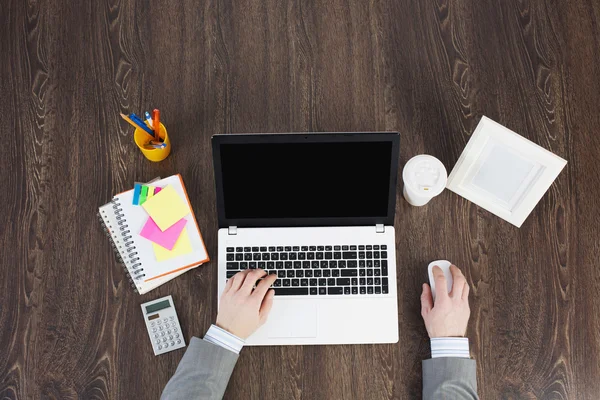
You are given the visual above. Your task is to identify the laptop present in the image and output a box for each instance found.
[212,133,400,345]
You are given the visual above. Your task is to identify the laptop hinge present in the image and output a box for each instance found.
[228,226,238,235]
[376,224,385,233]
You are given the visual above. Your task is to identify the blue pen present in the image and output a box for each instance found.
[129,113,151,130]
[129,113,154,136]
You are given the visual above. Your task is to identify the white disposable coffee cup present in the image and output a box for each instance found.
[402,155,448,206]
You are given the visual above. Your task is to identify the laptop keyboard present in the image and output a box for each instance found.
[225,245,390,296]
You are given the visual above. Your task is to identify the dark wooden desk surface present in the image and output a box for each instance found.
[2,0,599,399]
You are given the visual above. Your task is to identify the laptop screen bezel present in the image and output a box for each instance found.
[212,132,400,228]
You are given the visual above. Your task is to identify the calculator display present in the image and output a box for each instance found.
[148,314,160,320]
[146,299,171,314]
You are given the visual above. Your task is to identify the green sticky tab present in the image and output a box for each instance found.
[139,185,149,205]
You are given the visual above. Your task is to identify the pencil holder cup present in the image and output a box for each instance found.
[134,122,171,162]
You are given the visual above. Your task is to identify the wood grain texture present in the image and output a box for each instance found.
[1,0,599,398]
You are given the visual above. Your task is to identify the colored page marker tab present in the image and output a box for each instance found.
[132,183,142,205]
[154,187,162,194]
[147,186,155,199]
[139,185,149,205]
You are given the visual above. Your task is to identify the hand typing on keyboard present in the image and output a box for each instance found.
[225,244,390,296]
[216,269,277,339]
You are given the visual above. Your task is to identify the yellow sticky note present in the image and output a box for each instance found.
[142,185,189,231]
[147,186,155,199]
[152,227,193,261]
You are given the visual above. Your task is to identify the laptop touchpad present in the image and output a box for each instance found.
[267,301,318,338]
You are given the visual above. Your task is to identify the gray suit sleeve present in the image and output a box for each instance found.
[161,337,239,400]
[422,358,478,400]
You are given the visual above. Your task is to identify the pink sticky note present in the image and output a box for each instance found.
[139,217,187,250]
[154,187,162,194]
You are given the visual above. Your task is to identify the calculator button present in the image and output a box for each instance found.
[164,343,169,348]
[176,339,181,344]
[155,339,160,344]
[150,322,155,326]
[169,335,173,340]
[159,326,163,331]
[152,328,157,332]
[157,320,161,325]
[167,330,171,334]
[171,322,177,327]
[170,316,175,321]
[158,345,162,350]
[163,318,168,323]
[160,332,165,336]
[154,334,159,338]
[162,337,167,342]
[172,327,178,332]
[175,333,180,338]
[170,341,175,346]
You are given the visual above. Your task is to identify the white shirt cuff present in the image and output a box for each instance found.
[430,337,470,359]
[203,324,245,354]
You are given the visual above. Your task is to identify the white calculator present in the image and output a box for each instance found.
[141,295,186,355]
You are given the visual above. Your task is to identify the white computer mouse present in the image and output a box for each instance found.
[428,260,453,301]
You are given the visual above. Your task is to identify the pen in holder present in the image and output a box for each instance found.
[134,123,171,162]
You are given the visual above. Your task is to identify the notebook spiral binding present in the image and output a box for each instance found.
[97,211,139,293]
[97,199,145,293]
[111,198,145,281]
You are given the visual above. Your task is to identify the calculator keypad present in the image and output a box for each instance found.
[142,295,186,356]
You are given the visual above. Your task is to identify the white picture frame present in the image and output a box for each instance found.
[446,116,567,227]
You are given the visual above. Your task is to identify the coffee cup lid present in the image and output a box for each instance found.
[402,155,448,197]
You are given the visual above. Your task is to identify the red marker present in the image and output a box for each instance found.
[152,109,161,142]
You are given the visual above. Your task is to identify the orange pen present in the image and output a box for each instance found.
[152,109,161,142]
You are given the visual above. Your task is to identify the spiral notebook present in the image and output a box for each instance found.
[98,174,209,294]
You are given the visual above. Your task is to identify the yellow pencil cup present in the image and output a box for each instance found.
[134,122,171,162]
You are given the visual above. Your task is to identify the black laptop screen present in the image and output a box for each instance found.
[219,141,393,219]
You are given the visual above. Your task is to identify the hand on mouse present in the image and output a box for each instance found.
[216,269,277,339]
[420,265,470,338]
